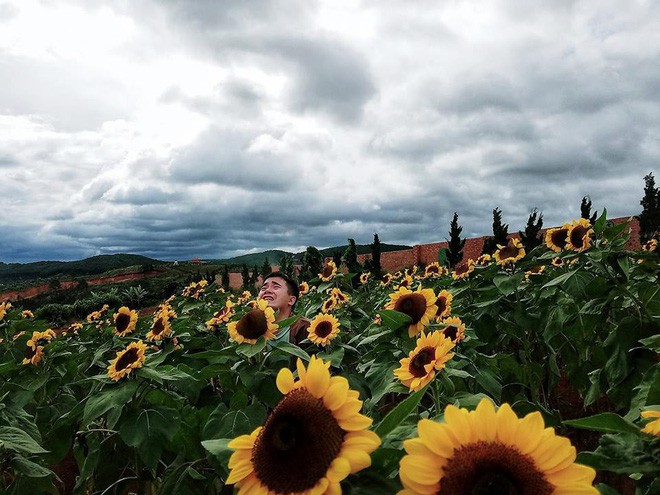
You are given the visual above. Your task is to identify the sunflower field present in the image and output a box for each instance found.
[1,212,659,495]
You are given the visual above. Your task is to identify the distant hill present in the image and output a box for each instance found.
[0,254,164,285]
[217,243,411,267]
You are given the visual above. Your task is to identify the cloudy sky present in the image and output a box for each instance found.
[1,0,658,263]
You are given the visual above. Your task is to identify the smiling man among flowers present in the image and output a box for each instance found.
[258,271,310,344]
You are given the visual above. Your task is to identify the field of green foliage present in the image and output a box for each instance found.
[0,212,658,495]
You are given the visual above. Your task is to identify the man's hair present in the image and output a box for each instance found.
[263,271,299,307]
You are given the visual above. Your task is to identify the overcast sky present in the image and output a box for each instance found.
[1,0,657,263]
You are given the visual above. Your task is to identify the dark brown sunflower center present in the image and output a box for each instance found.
[25,346,37,360]
[236,309,268,339]
[252,388,345,493]
[427,265,440,275]
[442,326,459,342]
[498,245,520,260]
[394,293,427,323]
[214,307,229,319]
[315,321,333,338]
[569,226,589,248]
[115,348,139,372]
[410,347,435,377]
[321,264,334,278]
[151,318,165,336]
[528,266,543,274]
[116,313,131,333]
[435,297,448,316]
[437,441,553,495]
[550,229,568,249]
[455,264,469,275]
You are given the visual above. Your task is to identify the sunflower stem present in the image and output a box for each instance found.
[432,379,443,415]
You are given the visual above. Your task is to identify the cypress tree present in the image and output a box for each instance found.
[519,208,544,252]
[369,233,382,278]
[260,257,272,280]
[221,265,230,290]
[482,208,509,255]
[580,196,598,224]
[342,238,360,274]
[240,264,250,289]
[278,254,294,278]
[249,265,260,287]
[446,212,466,268]
[301,246,323,281]
[332,250,343,269]
[639,173,660,242]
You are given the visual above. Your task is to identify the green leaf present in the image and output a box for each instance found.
[437,248,448,266]
[374,386,426,439]
[201,438,232,458]
[0,427,48,455]
[542,269,579,289]
[82,380,138,425]
[236,338,267,358]
[357,329,392,347]
[10,455,52,478]
[564,413,640,435]
[596,483,621,495]
[379,310,412,332]
[317,346,345,367]
[119,407,180,447]
[271,340,310,361]
[493,273,524,296]
[593,208,608,234]
[639,334,660,352]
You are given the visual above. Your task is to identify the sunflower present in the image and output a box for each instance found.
[373,314,382,326]
[146,314,172,341]
[300,281,310,294]
[359,273,370,284]
[0,301,12,321]
[381,273,393,286]
[434,290,453,320]
[642,239,657,252]
[22,345,44,365]
[566,218,594,252]
[399,398,598,495]
[385,286,437,337]
[26,329,56,348]
[321,297,337,313]
[452,260,475,280]
[330,288,350,305]
[397,273,414,290]
[107,340,147,381]
[86,304,109,323]
[545,226,569,252]
[476,253,492,265]
[227,356,380,494]
[238,290,253,304]
[113,307,138,337]
[641,410,660,436]
[21,310,34,319]
[319,260,337,282]
[438,316,466,344]
[493,238,526,266]
[228,299,278,345]
[406,265,419,277]
[424,262,444,278]
[183,279,208,299]
[551,257,564,268]
[308,313,340,346]
[525,265,546,279]
[65,322,83,334]
[394,331,455,392]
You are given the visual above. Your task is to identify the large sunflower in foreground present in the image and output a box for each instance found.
[308,313,340,346]
[227,299,278,344]
[545,226,569,252]
[566,218,594,252]
[227,356,380,494]
[319,260,337,282]
[493,238,526,266]
[386,286,437,337]
[114,307,138,337]
[394,331,455,392]
[398,398,599,495]
[107,340,147,381]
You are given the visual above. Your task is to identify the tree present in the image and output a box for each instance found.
[249,265,260,287]
[278,254,294,278]
[301,246,323,281]
[519,208,544,252]
[638,173,660,242]
[240,264,251,289]
[481,208,509,255]
[221,265,230,290]
[260,257,272,280]
[580,196,598,224]
[446,212,466,268]
[342,238,361,274]
[365,233,382,278]
[332,250,343,269]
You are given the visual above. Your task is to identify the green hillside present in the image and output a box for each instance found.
[0,254,164,285]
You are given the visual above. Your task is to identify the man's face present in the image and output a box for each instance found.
[258,276,296,313]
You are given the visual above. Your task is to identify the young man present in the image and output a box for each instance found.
[258,271,309,344]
